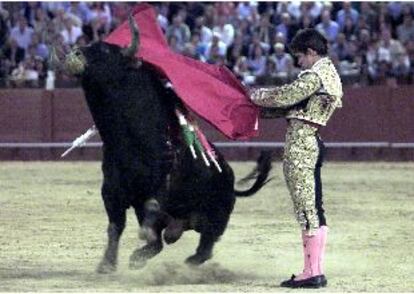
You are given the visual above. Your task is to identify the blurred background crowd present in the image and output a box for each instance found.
[1,1,414,88]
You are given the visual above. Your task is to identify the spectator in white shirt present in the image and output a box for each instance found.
[60,16,83,46]
[10,16,34,50]
[204,31,227,61]
[213,15,235,47]
[193,16,212,46]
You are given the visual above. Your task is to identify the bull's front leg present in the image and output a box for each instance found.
[129,199,164,269]
[97,192,127,274]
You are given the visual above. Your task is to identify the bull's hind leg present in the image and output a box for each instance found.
[186,231,218,266]
[97,197,127,274]
[186,204,233,266]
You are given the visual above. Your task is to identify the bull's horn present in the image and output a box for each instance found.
[121,14,140,57]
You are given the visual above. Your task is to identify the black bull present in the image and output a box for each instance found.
[62,19,272,273]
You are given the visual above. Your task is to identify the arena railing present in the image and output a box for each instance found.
[0,142,413,149]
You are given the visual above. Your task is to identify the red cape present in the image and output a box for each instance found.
[104,4,258,140]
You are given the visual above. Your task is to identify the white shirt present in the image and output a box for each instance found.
[10,26,34,50]
[61,26,83,45]
[213,24,235,47]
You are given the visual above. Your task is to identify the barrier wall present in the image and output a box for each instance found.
[0,85,413,161]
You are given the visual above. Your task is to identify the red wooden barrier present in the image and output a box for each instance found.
[0,85,413,160]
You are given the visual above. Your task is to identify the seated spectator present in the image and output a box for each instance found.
[341,16,357,41]
[66,2,91,26]
[336,1,359,29]
[262,56,278,78]
[212,14,235,47]
[331,33,353,61]
[89,2,112,35]
[21,2,39,27]
[248,32,271,57]
[391,49,411,81]
[356,29,371,57]
[10,15,34,50]
[155,3,169,32]
[9,61,26,87]
[316,9,340,43]
[397,14,414,45]
[166,14,191,49]
[255,14,275,45]
[32,7,50,44]
[168,35,183,54]
[22,57,39,87]
[60,16,83,46]
[192,16,212,46]
[339,57,361,77]
[34,56,46,84]
[276,12,298,43]
[233,56,255,85]
[387,2,403,28]
[287,2,302,22]
[3,38,25,68]
[298,14,314,30]
[366,41,381,82]
[226,32,249,69]
[206,45,223,64]
[181,34,202,61]
[247,44,266,76]
[236,2,256,21]
[238,18,254,45]
[379,29,405,62]
[301,2,323,22]
[205,32,227,61]
[359,2,379,32]
[51,7,68,35]
[270,42,293,76]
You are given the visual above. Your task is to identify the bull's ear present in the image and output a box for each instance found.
[121,14,140,57]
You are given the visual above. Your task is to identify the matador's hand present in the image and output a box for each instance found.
[249,87,277,105]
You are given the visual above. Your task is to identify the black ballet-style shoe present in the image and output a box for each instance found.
[280,274,328,288]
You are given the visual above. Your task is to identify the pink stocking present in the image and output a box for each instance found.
[318,226,328,275]
[295,229,321,280]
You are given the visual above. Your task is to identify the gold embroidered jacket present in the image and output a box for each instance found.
[251,57,343,126]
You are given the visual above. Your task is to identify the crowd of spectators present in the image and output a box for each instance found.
[1,1,414,89]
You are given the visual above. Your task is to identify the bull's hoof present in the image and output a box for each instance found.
[96,260,116,274]
[163,219,184,244]
[129,257,147,270]
[139,226,157,243]
[128,250,148,270]
[185,253,211,266]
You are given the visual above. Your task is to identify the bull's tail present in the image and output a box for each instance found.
[234,151,273,197]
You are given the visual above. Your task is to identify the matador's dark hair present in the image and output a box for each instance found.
[289,29,328,56]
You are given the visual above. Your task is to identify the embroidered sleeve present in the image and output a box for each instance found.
[250,72,322,108]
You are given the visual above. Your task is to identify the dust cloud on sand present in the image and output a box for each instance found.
[141,262,256,286]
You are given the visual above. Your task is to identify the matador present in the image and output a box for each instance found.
[249,29,343,289]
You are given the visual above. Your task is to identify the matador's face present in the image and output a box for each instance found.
[295,48,320,70]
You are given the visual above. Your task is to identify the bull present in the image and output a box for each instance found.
[61,16,272,273]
